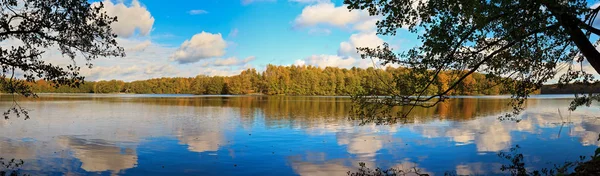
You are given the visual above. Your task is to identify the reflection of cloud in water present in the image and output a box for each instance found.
[291,160,353,176]
[336,133,383,157]
[172,107,237,153]
[58,137,137,173]
[177,131,223,153]
[409,106,600,152]
[289,156,431,176]
[455,162,504,175]
[0,139,36,160]
[476,125,511,152]
[410,119,512,152]
[0,95,599,175]
[389,159,433,176]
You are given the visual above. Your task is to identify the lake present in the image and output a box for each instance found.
[0,94,598,175]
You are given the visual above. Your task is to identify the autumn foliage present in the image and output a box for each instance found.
[27,65,517,96]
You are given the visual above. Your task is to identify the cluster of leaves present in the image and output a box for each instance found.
[0,158,27,176]
[347,162,429,176]
[0,0,124,94]
[348,144,600,176]
[498,145,600,176]
[344,0,600,122]
[0,0,124,119]
[22,65,517,96]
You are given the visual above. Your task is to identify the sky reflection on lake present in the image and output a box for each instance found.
[0,94,598,175]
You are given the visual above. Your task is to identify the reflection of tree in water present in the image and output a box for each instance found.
[1,95,598,175]
[9,96,515,126]
[496,145,600,175]
[57,136,137,174]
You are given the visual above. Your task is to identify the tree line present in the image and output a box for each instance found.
[541,83,600,94]
[27,64,528,96]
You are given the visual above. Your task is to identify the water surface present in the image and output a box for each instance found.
[0,94,598,175]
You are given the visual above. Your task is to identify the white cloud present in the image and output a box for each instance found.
[293,2,363,28]
[82,65,141,81]
[143,64,178,75]
[295,30,386,69]
[126,40,152,52]
[243,56,256,62]
[294,59,306,66]
[591,2,600,9]
[213,56,256,66]
[308,28,331,35]
[81,63,180,81]
[549,60,600,84]
[188,9,208,15]
[338,31,385,58]
[353,18,378,32]
[92,0,155,38]
[294,54,356,68]
[293,2,379,33]
[199,67,242,76]
[170,32,227,64]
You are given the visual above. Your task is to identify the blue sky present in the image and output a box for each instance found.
[32,0,599,81]
[56,0,421,81]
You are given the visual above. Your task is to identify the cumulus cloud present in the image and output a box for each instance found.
[92,0,155,38]
[292,2,389,68]
[293,2,379,32]
[338,31,385,57]
[294,2,363,28]
[188,9,208,15]
[170,32,227,64]
[294,31,386,68]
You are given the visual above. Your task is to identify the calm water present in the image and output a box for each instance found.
[0,94,599,175]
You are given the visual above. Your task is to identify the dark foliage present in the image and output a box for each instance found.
[0,0,125,119]
[344,0,600,121]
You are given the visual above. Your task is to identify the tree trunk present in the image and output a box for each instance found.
[544,2,600,74]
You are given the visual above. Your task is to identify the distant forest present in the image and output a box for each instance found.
[24,64,574,96]
[541,83,600,94]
